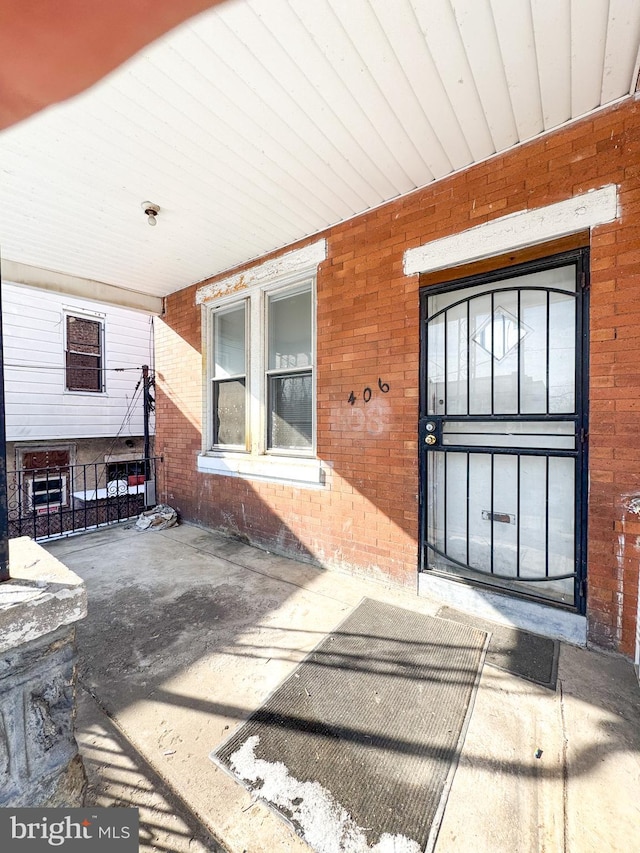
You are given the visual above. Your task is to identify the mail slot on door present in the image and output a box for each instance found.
[482,510,516,525]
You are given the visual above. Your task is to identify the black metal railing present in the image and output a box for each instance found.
[7,457,160,541]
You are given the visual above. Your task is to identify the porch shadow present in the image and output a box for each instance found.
[44,523,640,853]
[77,688,225,853]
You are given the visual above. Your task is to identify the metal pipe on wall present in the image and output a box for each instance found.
[0,260,11,580]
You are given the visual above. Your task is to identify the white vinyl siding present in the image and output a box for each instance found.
[1,281,155,440]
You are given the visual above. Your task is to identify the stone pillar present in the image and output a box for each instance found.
[0,537,87,807]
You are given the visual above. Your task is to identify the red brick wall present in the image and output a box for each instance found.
[156,96,640,657]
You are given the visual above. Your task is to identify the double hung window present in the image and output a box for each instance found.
[209,279,314,456]
[65,314,104,392]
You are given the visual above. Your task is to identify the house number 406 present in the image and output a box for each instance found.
[348,378,390,405]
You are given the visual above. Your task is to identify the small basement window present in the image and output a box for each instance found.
[22,449,70,514]
[28,475,68,513]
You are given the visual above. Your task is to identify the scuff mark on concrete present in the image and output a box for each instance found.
[229,735,421,853]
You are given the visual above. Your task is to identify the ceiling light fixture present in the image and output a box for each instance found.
[142,201,160,226]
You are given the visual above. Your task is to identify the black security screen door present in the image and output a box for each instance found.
[419,250,588,613]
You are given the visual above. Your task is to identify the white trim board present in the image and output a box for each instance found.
[196,240,327,305]
[404,185,618,276]
[197,453,327,487]
[2,261,161,315]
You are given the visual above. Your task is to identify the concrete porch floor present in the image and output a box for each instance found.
[44,522,640,853]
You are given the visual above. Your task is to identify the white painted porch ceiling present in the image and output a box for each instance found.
[1,0,639,299]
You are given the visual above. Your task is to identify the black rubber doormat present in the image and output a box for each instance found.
[437,607,559,690]
[212,598,488,853]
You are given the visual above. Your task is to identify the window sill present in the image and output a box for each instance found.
[197,452,327,487]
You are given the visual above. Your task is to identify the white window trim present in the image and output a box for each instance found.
[210,299,250,451]
[63,308,106,395]
[198,239,326,486]
[197,452,327,487]
[263,279,316,456]
[195,240,326,304]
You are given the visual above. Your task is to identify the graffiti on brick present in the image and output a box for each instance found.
[347,378,390,405]
[337,398,390,436]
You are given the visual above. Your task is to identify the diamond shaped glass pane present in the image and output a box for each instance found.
[472,306,529,362]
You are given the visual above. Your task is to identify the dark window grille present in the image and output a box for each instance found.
[7,457,160,541]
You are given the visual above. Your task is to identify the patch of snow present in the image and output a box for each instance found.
[229,735,421,853]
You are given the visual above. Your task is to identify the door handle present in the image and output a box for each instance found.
[425,434,437,446]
